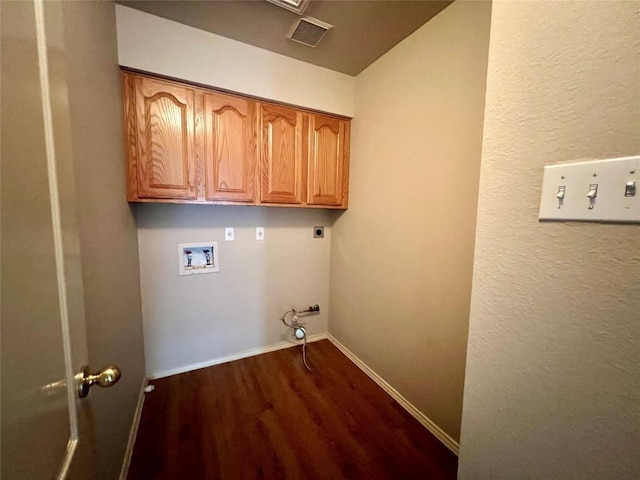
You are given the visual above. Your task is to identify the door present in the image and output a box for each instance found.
[2,1,96,477]
[260,104,304,204]
[134,75,198,199]
[205,92,257,202]
[306,114,349,207]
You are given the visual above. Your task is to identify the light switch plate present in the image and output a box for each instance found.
[539,155,639,223]
[256,227,265,240]
[225,227,234,241]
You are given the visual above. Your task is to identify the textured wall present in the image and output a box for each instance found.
[137,205,331,378]
[62,2,146,478]
[458,2,640,478]
[329,1,491,443]
[115,4,355,116]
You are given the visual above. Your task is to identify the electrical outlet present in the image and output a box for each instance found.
[256,227,265,240]
[313,226,324,238]
[225,227,234,241]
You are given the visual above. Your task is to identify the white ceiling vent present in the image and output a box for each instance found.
[265,0,310,15]
[287,17,333,48]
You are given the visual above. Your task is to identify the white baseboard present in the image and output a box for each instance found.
[327,334,460,455]
[148,333,328,380]
[119,377,147,480]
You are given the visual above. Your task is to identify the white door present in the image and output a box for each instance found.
[1,1,116,478]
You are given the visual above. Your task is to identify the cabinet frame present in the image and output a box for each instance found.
[123,69,350,209]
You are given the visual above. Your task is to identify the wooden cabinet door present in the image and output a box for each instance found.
[133,76,197,199]
[306,114,350,207]
[260,104,304,204]
[204,92,256,202]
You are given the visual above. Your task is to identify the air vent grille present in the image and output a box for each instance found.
[287,17,333,48]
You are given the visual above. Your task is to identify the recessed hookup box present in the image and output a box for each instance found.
[178,242,219,276]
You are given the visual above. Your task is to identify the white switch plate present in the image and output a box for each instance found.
[539,155,639,223]
[256,227,265,240]
[225,227,234,241]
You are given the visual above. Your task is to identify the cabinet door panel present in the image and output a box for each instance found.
[260,105,303,204]
[135,77,196,199]
[205,93,256,202]
[307,114,349,207]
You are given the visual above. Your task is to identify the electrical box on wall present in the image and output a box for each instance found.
[178,242,219,276]
[539,155,639,223]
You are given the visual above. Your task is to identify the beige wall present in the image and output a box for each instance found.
[458,2,640,478]
[329,1,491,444]
[115,4,355,117]
[137,205,331,377]
[62,2,146,478]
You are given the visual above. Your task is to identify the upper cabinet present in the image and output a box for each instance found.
[125,74,198,200]
[204,92,257,203]
[260,104,304,205]
[123,71,350,209]
[306,114,350,207]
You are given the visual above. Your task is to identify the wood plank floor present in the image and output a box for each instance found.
[128,340,458,479]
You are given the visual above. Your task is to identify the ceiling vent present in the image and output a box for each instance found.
[265,0,310,15]
[287,17,333,48]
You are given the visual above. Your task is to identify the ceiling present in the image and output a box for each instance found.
[117,0,453,76]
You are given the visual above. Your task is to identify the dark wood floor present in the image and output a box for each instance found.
[128,340,457,479]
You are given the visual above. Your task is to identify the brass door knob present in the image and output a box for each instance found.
[77,365,121,398]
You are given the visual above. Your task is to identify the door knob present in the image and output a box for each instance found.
[76,365,121,398]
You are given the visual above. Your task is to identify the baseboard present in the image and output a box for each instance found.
[327,334,460,455]
[119,377,147,480]
[148,333,328,380]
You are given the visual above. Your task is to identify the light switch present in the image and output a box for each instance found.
[256,227,264,240]
[539,155,639,223]
[587,184,598,209]
[225,227,234,241]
